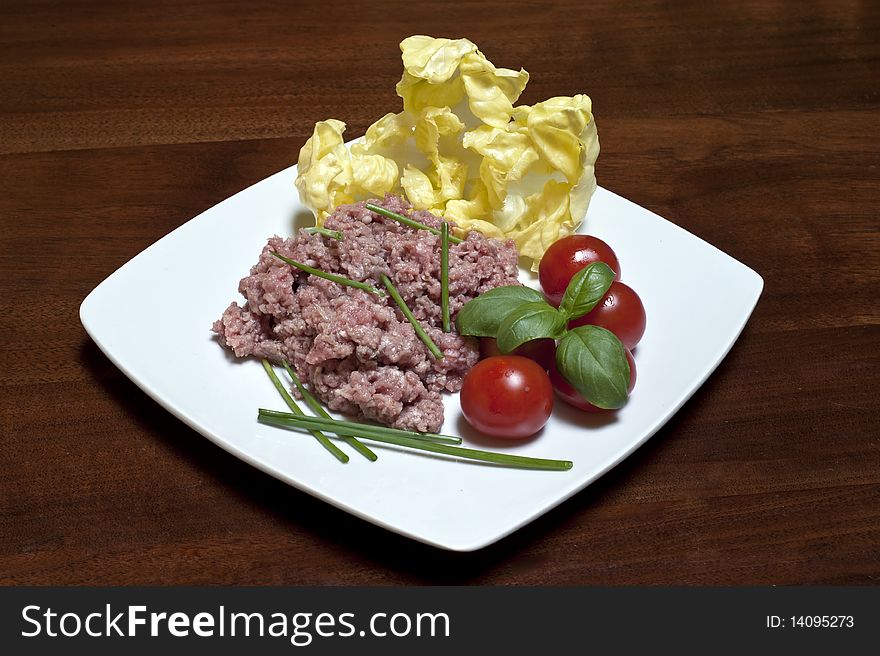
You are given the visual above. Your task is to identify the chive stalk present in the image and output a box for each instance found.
[281,361,378,462]
[257,412,573,471]
[258,409,462,445]
[260,359,348,463]
[281,361,325,418]
[270,252,383,297]
[380,274,444,360]
[441,221,451,332]
[365,203,463,243]
[305,226,344,240]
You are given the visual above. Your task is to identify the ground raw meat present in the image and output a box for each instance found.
[213,194,521,432]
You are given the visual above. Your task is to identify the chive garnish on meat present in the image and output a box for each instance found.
[261,359,349,463]
[305,226,344,240]
[257,410,573,471]
[270,251,384,297]
[281,360,378,462]
[365,203,463,243]
[380,274,444,360]
[441,221,451,332]
[259,409,463,446]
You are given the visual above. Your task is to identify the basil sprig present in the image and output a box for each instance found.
[558,262,615,320]
[496,302,567,353]
[455,285,545,337]
[456,262,631,409]
[557,326,630,409]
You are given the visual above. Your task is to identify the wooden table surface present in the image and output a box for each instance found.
[2,0,878,585]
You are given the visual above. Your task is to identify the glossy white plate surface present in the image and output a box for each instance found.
[81,164,762,551]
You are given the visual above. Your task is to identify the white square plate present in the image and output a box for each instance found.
[81,164,762,551]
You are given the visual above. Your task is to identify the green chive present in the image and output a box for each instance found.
[305,226,344,240]
[258,408,463,446]
[270,251,384,297]
[281,361,324,417]
[257,412,573,471]
[365,203,463,243]
[441,221,451,333]
[380,274,443,360]
[281,361,378,462]
[260,359,348,463]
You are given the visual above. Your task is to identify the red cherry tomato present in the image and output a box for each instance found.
[480,337,556,372]
[539,235,621,307]
[568,281,646,350]
[550,348,636,412]
[460,356,554,439]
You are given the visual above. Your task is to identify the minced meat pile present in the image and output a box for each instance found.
[213,195,520,433]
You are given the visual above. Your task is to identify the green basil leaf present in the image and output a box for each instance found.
[455,285,545,337]
[556,325,630,409]
[496,302,566,353]
[558,262,615,321]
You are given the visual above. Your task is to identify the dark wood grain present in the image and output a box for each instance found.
[1,0,878,585]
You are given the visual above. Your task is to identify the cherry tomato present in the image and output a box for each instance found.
[480,337,556,372]
[539,235,620,307]
[549,348,636,412]
[460,356,554,439]
[568,281,646,350]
